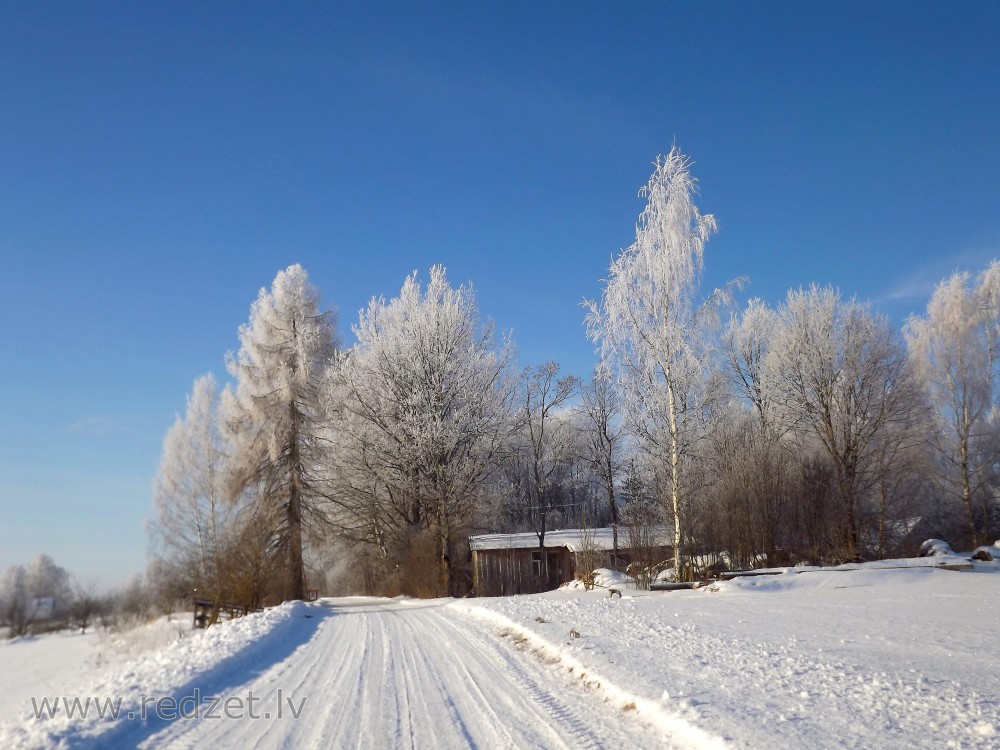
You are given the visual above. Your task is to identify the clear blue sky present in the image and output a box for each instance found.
[2,2,998,586]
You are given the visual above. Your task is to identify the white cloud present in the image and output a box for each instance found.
[66,416,115,436]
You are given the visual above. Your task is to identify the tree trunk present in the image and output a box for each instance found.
[607,457,619,564]
[437,500,452,597]
[287,484,305,600]
[841,485,858,562]
[960,434,979,547]
[287,398,305,601]
[667,381,683,581]
[877,478,887,559]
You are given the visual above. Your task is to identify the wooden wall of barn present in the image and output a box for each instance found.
[472,548,574,597]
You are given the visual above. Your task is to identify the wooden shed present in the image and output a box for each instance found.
[470,528,627,597]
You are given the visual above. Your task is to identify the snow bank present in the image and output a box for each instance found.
[452,599,727,749]
[0,601,325,749]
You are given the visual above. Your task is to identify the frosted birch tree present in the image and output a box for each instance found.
[330,266,516,596]
[151,374,232,604]
[905,261,1000,545]
[585,147,736,580]
[223,264,338,601]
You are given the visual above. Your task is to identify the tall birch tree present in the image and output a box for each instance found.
[585,147,735,580]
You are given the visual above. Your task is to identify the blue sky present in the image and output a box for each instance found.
[2,2,998,586]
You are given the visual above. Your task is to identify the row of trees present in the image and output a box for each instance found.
[0,554,163,637]
[0,554,73,637]
[151,146,1000,601]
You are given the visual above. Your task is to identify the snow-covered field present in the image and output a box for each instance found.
[1,561,997,748]
[0,615,194,726]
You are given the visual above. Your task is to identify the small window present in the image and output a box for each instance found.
[531,550,543,577]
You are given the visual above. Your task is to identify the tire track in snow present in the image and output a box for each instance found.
[433,613,604,750]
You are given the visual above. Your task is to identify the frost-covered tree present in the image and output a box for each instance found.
[69,579,102,635]
[330,266,516,596]
[151,374,232,603]
[714,299,798,564]
[767,285,921,560]
[905,261,1000,545]
[1,555,73,636]
[578,372,625,558]
[619,458,663,589]
[26,554,72,623]
[725,298,779,428]
[0,565,29,637]
[223,264,338,601]
[869,417,930,558]
[585,147,737,580]
[515,362,579,572]
[116,573,152,623]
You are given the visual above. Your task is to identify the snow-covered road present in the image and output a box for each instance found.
[107,598,671,749]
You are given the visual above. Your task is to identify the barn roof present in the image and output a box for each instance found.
[469,527,666,553]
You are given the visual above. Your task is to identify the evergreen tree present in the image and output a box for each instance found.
[223,265,338,601]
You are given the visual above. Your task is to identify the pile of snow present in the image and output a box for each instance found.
[972,545,1000,561]
[0,601,320,749]
[94,614,194,665]
[459,560,1000,748]
[919,538,956,557]
[652,567,676,583]
[563,568,635,590]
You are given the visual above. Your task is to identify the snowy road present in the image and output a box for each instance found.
[128,598,670,749]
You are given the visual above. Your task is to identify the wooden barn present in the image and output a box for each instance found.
[470,528,637,597]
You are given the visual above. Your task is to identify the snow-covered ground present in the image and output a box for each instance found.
[0,615,193,726]
[0,561,997,748]
[460,562,1000,749]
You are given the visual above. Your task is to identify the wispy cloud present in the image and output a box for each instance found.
[66,416,116,436]
[873,245,999,310]
[877,270,942,305]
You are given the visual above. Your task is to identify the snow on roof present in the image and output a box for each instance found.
[469,527,667,552]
